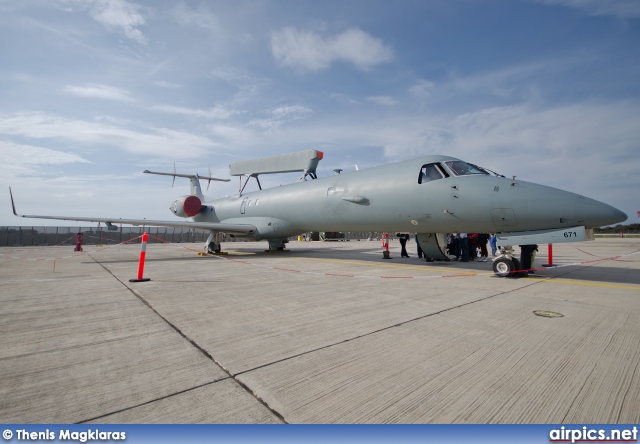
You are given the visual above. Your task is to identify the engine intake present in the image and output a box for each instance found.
[170,195,202,218]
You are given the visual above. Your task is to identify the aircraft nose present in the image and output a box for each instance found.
[575,197,628,228]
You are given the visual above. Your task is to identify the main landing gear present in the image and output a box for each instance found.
[204,231,223,255]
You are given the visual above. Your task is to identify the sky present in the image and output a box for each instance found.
[1,0,639,227]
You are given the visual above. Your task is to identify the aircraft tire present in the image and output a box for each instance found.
[493,257,515,277]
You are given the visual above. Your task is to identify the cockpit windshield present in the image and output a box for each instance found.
[444,160,490,176]
[418,163,448,184]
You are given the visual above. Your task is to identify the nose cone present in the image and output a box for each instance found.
[575,197,628,228]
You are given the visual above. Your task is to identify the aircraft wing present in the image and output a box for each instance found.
[9,189,256,235]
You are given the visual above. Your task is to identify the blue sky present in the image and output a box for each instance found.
[1,0,638,226]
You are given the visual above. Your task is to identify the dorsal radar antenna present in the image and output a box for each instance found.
[229,149,324,194]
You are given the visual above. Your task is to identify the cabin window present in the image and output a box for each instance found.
[418,163,447,184]
[255,199,259,206]
[248,200,252,206]
[444,160,489,177]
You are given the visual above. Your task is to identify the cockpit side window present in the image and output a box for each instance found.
[444,160,490,176]
[418,163,447,184]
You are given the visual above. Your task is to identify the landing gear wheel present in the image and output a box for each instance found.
[207,242,221,254]
[493,257,515,277]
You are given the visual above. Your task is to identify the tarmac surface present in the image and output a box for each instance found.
[1,237,639,424]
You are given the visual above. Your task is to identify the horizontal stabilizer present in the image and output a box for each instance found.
[144,170,230,182]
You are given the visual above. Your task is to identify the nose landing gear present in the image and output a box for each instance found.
[492,246,522,277]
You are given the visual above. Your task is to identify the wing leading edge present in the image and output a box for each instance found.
[9,188,256,235]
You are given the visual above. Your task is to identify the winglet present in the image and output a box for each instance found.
[9,187,20,216]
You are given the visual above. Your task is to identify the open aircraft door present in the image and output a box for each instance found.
[416,233,449,260]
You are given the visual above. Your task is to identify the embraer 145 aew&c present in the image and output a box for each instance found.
[10,149,627,277]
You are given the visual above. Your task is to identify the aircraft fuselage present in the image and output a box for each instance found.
[196,155,626,240]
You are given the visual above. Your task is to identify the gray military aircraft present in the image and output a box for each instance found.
[9,149,627,277]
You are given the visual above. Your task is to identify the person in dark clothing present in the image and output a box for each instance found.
[460,233,469,262]
[468,233,477,261]
[397,233,410,258]
[519,244,539,274]
[415,235,424,259]
[477,233,489,262]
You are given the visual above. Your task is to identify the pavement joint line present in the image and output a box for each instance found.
[77,378,229,424]
[84,252,289,425]
[233,278,547,379]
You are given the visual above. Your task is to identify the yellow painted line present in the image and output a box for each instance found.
[523,277,640,291]
[224,253,639,290]
[300,258,640,290]
[299,257,482,275]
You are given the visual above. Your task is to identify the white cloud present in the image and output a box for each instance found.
[0,141,89,165]
[150,104,236,120]
[538,0,640,18]
[169,1,220,31]
[367,96,397,106]
[381,100,640,199]
[67,0,148,45]
[250,105,313,132]
[64,84,135,102]
[271,27,393,72]
[154,80,182,89]
[0,112,218,158]
[0,140,89,178]
[0,140,91,184]
[271,105,312,119]
[408,80,436,99]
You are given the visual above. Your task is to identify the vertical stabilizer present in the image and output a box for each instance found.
[190,174,204,200]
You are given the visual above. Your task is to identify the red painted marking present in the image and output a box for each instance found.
[325,273,355,277]
[274,267,301,273]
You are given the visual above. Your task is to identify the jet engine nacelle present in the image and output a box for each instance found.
[170,195,203,218]
[416,233,450,261]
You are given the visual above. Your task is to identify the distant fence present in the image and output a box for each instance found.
[3,226,634,247]
[0,226,212,247]
[0,227,380,247]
